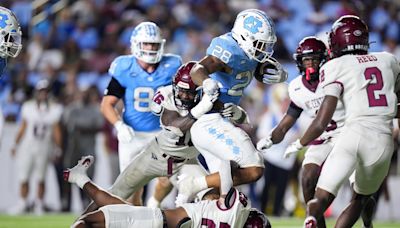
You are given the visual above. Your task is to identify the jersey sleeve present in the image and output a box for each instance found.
[320,60,343,98]
[150,87,167,116]
[108,56,132,87]
[206,36,239,69]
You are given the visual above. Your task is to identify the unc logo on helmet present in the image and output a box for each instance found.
[130,22,166,64]
[0,6,22,58]
[232,9,276,63]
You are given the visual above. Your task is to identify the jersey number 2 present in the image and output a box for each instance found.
[364,67,388,107]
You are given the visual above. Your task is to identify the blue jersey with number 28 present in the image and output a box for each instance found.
[206,32,258,105]
[108,54,182,132]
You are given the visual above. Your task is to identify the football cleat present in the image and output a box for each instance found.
[304,216,317,228]
[63,155,94,184]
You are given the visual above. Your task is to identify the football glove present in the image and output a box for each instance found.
[190,92,219,119]
[202,78,219,96]
[114,120,135,143]
[262,57,288,84]
[283,139,304,158]
[256,135,273,151]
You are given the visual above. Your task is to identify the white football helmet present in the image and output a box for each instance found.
[0,6,22,58]
[130,22,165,64]
[232,9,276,63]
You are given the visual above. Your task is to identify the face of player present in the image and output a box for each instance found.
[141,42,161,52]
[301,55,321,70]
[177,89,196,104]
[36,89,49,103]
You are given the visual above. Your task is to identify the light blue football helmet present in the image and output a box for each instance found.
[0,6,22,58]
[231,9,276,63]
[130,22,165,64]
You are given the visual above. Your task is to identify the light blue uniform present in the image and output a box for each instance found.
[108,53,182,171]
[206,32,258,104]
[109,54,182,132]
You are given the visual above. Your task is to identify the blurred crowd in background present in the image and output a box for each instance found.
[1,0,400,217]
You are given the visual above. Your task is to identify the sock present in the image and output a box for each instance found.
[76,175,90,189]
[194,176,208,192]
[147,196,161,208]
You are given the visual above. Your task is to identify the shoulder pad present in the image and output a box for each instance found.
[108,55,134,76]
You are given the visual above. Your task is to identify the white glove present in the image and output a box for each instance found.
[190,92,219,119]
[262,57,288,84]
[283,139,304,159]
[202,78,219,96]
[114,120,135,143]
[256,135,273,151]
[221,103,242,121]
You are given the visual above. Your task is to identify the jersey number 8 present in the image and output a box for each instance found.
[134,87,155,112]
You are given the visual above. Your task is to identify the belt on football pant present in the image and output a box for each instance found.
[162,153,187,176]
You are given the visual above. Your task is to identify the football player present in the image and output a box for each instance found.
[288,16,400,228]
[101,22,182,205]
[256,36,342,227]
[176,9,287,207]
[9,80,63,215]
[83,62,218,214]
[64,156,271,228]
[0,6,23,75]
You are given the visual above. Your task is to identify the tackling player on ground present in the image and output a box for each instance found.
[64,155,271,228]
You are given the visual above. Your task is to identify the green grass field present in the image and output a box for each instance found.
[0,214,399,228]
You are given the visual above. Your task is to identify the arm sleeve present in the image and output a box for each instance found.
[286,101,303,118]
[104,77,125,98]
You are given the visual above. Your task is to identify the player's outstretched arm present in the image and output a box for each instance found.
[300,95,337,146]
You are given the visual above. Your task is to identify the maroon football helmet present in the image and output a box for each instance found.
[173,61,200,110]
[244,209,271,228]
[329,15,369,58]
[293,36,328,81]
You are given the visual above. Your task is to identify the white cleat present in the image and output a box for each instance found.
[63,156,94,184]
[7,200,27,215]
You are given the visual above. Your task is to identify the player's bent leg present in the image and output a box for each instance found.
[335,191,373,228]
[83,182,127,208]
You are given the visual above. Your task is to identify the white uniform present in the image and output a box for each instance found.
[288,76,345,166]
[100,188,251,228]
[317,52,400,195]
[17,100,63,182]
[181,188,251,228]
[109,86,199,199]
